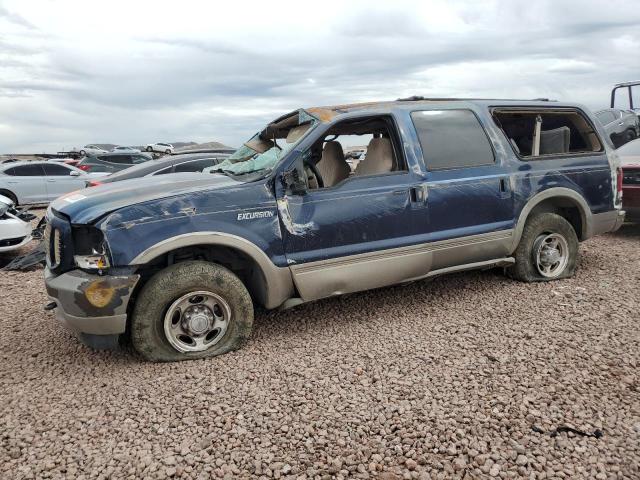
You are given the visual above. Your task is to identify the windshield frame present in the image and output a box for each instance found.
[209,109,320,182]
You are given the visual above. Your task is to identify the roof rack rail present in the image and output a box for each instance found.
[396,96,555,102]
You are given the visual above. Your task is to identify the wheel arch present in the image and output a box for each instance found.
[129,232,294,309]
[510,187,592,253]
[0,188,19,205]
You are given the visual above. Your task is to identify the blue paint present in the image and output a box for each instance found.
[48,100,617,278]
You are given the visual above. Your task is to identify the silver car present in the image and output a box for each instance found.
[595,108,640,148]
[0,161,106,206]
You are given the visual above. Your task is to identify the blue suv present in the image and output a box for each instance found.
[44,98,625,361]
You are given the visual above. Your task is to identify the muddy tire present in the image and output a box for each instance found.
[508,213,579,282]
[131,260,253,362]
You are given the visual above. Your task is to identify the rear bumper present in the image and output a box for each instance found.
[44,267,140,346]
[590,209,625,236]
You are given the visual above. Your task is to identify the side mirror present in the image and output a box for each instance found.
[70,170,81,176]
[281,159,307,196]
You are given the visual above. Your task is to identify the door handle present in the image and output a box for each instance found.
[410,184,428,203]
[499,177,511,198]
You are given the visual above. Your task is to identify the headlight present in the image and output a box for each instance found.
[72,226,111,271]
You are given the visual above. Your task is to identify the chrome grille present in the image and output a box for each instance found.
[43,223,51,266]
[53,228,61,266]
[43,224,62,267]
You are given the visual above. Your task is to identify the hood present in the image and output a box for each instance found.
[51,172,242,224]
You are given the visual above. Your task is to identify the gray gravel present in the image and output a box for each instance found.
[1,226,639,479]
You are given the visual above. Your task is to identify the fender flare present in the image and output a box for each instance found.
[129,232,294,309]
[510,187,592,252]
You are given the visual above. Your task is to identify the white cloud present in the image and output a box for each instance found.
[0,0,639,153]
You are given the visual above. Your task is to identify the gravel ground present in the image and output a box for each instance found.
[0,226,639,480]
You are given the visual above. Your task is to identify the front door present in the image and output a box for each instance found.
[42,163,85,201]
[276,111,434,302]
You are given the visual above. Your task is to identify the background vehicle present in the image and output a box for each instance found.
[596,108,639,147]
[73,145,109,156]
[611,80,640,114]
[0,194,32,253]
[49,157,81,167]
[146,142,174,154]
[0,161,105,205]
[86,152,229,187]
[77,152,152,174]
[617,138,640,222]
[44,98,624,361]
[111,146,141,153]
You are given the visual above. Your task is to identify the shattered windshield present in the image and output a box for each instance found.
[207,110,316,178]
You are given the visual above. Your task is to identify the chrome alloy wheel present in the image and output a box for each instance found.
[533,233,569,278]
[163,291,230,352]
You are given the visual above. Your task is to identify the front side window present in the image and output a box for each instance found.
[493,108,603,158]
[302,115,407,190]
[411,110,495,170]
[42,164,73,176]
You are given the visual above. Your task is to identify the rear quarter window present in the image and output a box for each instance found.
[410,109,495,170]
[493,108,603,159]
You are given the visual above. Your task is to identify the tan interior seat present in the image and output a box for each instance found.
[316,141,350,187]
[355,138,394,176]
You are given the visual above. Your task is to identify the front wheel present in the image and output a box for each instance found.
[165,149,171,154]
[508,213,578,282]
[131,261,254,362]
[146,146,153,152]
[79,149,86,156]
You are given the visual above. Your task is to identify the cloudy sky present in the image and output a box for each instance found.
[1,0,639,153]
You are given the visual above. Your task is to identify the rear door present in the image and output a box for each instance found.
[2,164,48,204]
[410,108,514,269]
[41,163,85,201]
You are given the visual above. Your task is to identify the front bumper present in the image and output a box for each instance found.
[44,267,140,344]
[0,216,32,253]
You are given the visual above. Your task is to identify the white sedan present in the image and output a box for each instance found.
[73,145,109,156]
[0,194,32,253]
[145,142,174,154]
[0,161,107,206]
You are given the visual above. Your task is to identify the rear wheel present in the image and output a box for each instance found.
[79,149,86,156]
[624,129,636,144]
[165,149,171,154]
[508,213,578,282]
[131,260,253,362]
[0,190,18,206]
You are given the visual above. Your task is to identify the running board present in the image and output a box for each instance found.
[279,257,515,310]
[424,257,515,279]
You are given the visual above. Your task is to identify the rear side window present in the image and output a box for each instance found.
[596,111,616,124]
[5,164,45,176]
[493,109,603,158]
[131,155,149,164]
[411,110,495,170]
[174,158,218,172]
[104,155,132,164]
